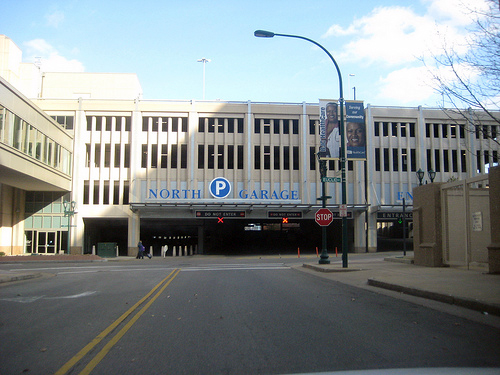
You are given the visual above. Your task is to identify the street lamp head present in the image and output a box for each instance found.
[428,169,436,183]
[254,30,275,38]
[416,168,424,186]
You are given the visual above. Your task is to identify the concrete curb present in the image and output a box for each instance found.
[302,264,364,273]
[0,273,43,284]
[367,278,500,317]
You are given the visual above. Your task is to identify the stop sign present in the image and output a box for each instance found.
[315,208,333,226]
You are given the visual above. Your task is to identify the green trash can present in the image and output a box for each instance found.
[97,242,117,258]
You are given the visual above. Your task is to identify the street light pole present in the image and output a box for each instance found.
[197,58,211,100]
[63,200,76,254]
[254,30,349,268]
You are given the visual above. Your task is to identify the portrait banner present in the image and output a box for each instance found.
[345,101,366,160]
[318,99,340,160]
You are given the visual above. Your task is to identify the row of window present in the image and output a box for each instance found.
[86,144,131,168]
[70,115,500,143]
[0,106,72,175]
[374,148,498,173]
[83,180,130,205]
[86,140,498,175]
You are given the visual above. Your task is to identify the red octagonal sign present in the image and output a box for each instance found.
[315,208,333,226]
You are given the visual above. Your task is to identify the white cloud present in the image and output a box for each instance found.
[45,10,65,28]
[377,66,436,104]
[325,4,471,66]
[23,39,85,73]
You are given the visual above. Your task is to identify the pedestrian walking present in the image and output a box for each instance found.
[136,241,145,259]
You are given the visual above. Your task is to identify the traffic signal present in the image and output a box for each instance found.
[217,217,224,223]
[282,217,288,224]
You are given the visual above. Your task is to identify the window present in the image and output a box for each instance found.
[383,148,390,171]
[375,148,381,171]
[283,120,289,134]
[409,123,415,137]
[444,150,449,172]
[254,145,261,169]
[274,146,280,169]
[217,145,224,169]
[181,144,188,169]
[310,147,316,170]
[228,145,234,169]
[461,150,467,172]
[452,150,458,172]
[142,117,149,132]
[393,149,399,171]
[293,146,299,170]
[151,144,158,168]
[410,149,416,172]
[103,181,110,205]
[442,124,448,138]
[94,144,101,167]
[402,150,408,172]
[208,118,215,133]
[309,120,316,135]
[93,181,99,204]
[123,181,129,205]
[208,145,214,169]
[198,145,205,168]
[83,181,89,205]
[426,123,431,138]
[254,119,261,133]
[383,122,388,137]
[237,118,244,133]
[113,182,120,205]
[170,144,178,168]
[264,146,270,170]
[237,145,244,169]
[283,146,290,170]
[124,144,130,168]
[114,144,121,168]
[264,119,271,134]
[391,123,398,137]
[401,123,407,137]
[434,149,441,172]
[161,144,168,168]
[293,120,299,134]
[104,144,111,167]
[199,118,205,132]
[433,124,439,138]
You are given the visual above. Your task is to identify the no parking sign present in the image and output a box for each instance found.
[209,177,231,199]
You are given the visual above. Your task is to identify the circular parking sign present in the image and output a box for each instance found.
[209,177,231,199]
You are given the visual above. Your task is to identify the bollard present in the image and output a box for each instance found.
[115,245,119,257]
[92,245,96,255]
[316,247,319,257]
[173,246,176,257]
[298,247,300,258]
[335,247,338,257]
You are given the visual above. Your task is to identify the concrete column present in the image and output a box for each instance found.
[128,214,140,257]
[413,183,444,267]
[487,166,500,273]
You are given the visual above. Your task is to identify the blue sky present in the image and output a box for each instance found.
[2,0,488,106]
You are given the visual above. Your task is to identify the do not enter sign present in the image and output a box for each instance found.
[315,208,333,226]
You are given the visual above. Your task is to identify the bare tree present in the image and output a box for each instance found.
[427,0,500,145]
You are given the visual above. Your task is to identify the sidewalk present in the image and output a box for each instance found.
[298,252,500,317]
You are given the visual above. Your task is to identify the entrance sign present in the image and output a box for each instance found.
[315,208,333,226]
[196,211,246,218]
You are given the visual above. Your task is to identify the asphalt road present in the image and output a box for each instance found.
[1,257,499,374]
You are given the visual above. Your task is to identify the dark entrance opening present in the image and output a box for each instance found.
[83,218,128,255]
[140,219,198,257]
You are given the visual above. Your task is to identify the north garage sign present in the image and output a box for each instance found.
[146,177,299,202]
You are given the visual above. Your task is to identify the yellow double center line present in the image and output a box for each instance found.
[55,268,181,375]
